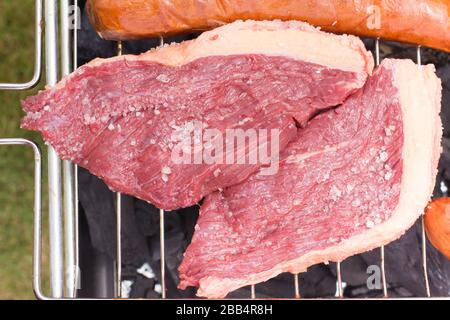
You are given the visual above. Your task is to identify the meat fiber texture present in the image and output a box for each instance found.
[21,20,373,210]
[178,59,442,298]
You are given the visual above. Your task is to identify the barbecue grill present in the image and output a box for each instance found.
[0,0,448,300]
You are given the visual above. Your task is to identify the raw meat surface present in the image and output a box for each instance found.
[21,20,372,210]
[178,59,442,298]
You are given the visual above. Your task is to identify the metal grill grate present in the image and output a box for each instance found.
[0,0,445,299]
[0,0,42,90]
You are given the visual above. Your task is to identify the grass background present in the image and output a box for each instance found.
[0,0,49,299]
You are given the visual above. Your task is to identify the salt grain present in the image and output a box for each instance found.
[329,185,342,200]
[379,151,388,162]
[384,171,393,181]
[107,123,115,131]
[156,74,170,83]
[29,111,42,119]
[351,199,361,207]
[238,117,252,126]
[366,220,375,228]
[83,114,92,124]
[161,166,172,175]
[384,125,396,137]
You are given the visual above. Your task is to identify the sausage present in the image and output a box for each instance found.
[424,198,450,260]
[86,0,450,52]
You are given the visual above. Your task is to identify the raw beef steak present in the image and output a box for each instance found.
[21,20,373,210]
[178,59,442,298]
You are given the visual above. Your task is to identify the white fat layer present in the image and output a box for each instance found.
[53,20,373,91]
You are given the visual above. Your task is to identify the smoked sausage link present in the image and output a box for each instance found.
[86,0,450,52]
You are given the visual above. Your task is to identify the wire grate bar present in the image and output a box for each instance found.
[416,45,431,298]
[336,261,343,298]
[375,38,388,298]
[45,0,64,299]
[160,209,166,299]
[73,162,80,297]
[251,285,256,299]
[0,0,42,90]
[114,41,124,298]
[294,274,300,299]
[158,36,167,299]
[73,0,79,67]
[73,0,80,299]
[421,215,431,297]
[0,140,43,298]
[116,192,122,298]
[61,0,77,298]
[380,245,388,297]
[375,38,380,66]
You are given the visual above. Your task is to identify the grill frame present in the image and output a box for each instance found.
[0,0,42,90]
[0,0,446,299]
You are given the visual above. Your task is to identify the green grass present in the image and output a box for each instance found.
[0,0,49,299]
